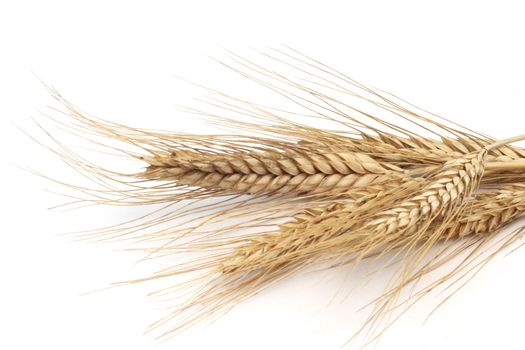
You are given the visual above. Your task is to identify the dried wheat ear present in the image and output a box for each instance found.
[37,49,525,346]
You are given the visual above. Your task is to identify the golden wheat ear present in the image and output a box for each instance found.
[39,86,413,202]
[202,49,525,184]
[37,67,525,207]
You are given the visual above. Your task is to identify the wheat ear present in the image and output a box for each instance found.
[301,133,525,176]
[142,148,402,176]
[449,184,525,236]
[221,183,525,275]
[142,162,402,195]
[219,179,418,274]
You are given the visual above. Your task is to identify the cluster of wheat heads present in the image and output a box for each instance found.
[35,49,525,347]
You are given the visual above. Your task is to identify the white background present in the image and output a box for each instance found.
[2,1,525,349]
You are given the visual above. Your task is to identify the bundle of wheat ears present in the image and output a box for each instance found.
[34,49,525,346]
